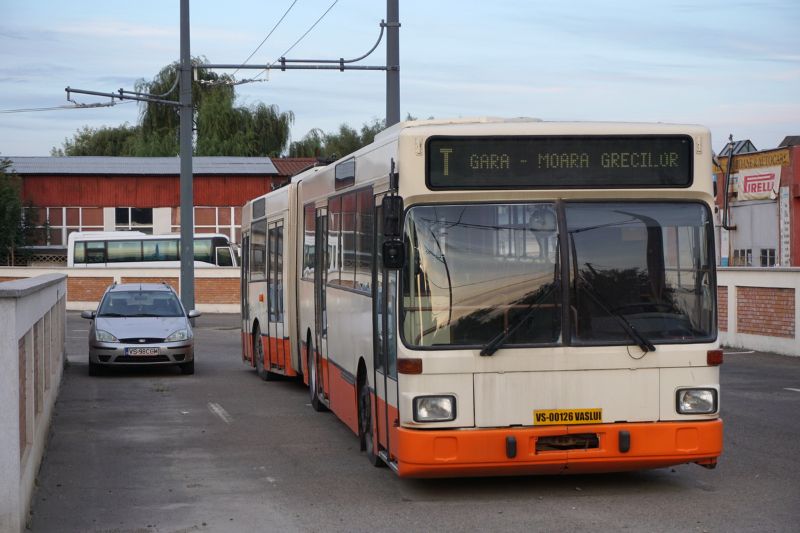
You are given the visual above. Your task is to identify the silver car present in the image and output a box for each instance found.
[81,282,201,376]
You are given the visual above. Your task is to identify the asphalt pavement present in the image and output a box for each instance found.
[25,312,800,533]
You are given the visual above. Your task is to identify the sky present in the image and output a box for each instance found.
[1,0,798,156]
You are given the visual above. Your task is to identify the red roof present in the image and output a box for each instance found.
[272,158,318,178]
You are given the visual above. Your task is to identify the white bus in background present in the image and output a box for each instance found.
[67,231,238,268]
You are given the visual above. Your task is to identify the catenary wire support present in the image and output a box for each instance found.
[202,19,394,73]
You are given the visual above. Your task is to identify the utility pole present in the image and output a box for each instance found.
[386,0,400,126]
[178,0,195,312]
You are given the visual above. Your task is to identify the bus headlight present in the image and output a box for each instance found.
[413,395,456,422]
[676,388,717,414]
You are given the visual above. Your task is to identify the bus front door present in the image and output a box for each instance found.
[373,200,399,463]
[313,208,330,402]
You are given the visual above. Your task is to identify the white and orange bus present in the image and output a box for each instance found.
[240,118,722,477]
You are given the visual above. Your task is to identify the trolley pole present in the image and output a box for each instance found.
[386,0,400,126]
[178,0,195,312]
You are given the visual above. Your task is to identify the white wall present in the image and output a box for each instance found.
[0,274,66,533]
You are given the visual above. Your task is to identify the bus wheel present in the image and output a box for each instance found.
[358,378,383,467]
[254,326,267,380]
[307,341,325,412]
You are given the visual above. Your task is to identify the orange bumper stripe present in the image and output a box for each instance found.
[395,419,723,478]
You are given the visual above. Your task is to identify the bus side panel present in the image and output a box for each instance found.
[297,279,315,386]
[328,361,359,435]
[325,287,374,432]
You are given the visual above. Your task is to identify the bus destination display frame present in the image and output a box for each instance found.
[426,135,694,189]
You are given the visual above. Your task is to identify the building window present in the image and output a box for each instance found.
[171,206,241,244]
[760,248,776,267]
[116,207,153,233]
[24,207,104,246]
[732,248,752,266]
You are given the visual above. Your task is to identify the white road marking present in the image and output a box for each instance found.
[785,388,800,393]
[208,402,233,424]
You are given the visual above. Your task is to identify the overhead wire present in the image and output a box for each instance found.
[251,0,339,82]
[231,0,299,78]
[0,101,135,114]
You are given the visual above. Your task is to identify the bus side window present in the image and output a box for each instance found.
[86,241,106,264]
[194,239,213,264]
[74,242,86,264]
[216,246,233,266]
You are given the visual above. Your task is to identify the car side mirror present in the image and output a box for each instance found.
[188,310,202,319]
[80,310,96,319]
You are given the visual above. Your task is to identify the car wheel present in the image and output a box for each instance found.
[180,360,195,375]
[88,359,101,377]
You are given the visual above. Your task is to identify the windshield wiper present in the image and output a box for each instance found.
[575,275,656,353]
[480,283,557,357]
[97,312,125,317]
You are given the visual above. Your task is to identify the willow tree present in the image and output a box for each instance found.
[54,58,294,157]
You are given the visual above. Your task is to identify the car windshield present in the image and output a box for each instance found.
[401,202,715,349]
[97,290,184,318]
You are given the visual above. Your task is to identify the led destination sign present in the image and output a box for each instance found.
[426,135,693,189]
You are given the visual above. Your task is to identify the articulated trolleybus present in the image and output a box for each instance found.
[240,118,722,477]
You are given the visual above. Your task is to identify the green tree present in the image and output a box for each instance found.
[289,115,422,159]
[54,58,295,157]
[51,124,139,156]
[289,118,387,159]
[0,157,38,265]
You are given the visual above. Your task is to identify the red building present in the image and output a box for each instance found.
[8,156,316,251]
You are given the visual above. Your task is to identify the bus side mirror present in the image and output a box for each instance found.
[382,240,405,269]
[382,195,404,239]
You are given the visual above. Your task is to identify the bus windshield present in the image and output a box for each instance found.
[403,204,561,348]
[402,202,715,349]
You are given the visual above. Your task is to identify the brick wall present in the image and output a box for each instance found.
[67,277,114,301]
[196,277,241,304]
[718,286,728,332]
[737,286,795,338]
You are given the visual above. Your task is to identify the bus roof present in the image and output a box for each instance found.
[67,231,231,243]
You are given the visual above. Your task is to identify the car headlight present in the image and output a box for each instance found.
[413,395,456,422]
[166,329,190,342]
[95,329,118,343]
[676,388,717,414]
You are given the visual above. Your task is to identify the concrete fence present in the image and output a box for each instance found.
[0,274,67,533]
[0,267,240,313]
[717,267,800,356]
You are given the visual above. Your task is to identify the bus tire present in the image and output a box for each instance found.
[358,376,383,467]
[254,325,267,380]
[307,339,326,412]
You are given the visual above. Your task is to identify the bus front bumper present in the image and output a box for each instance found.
[394,419,723,478]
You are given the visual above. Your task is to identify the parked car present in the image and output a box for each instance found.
[81,282,201,375]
